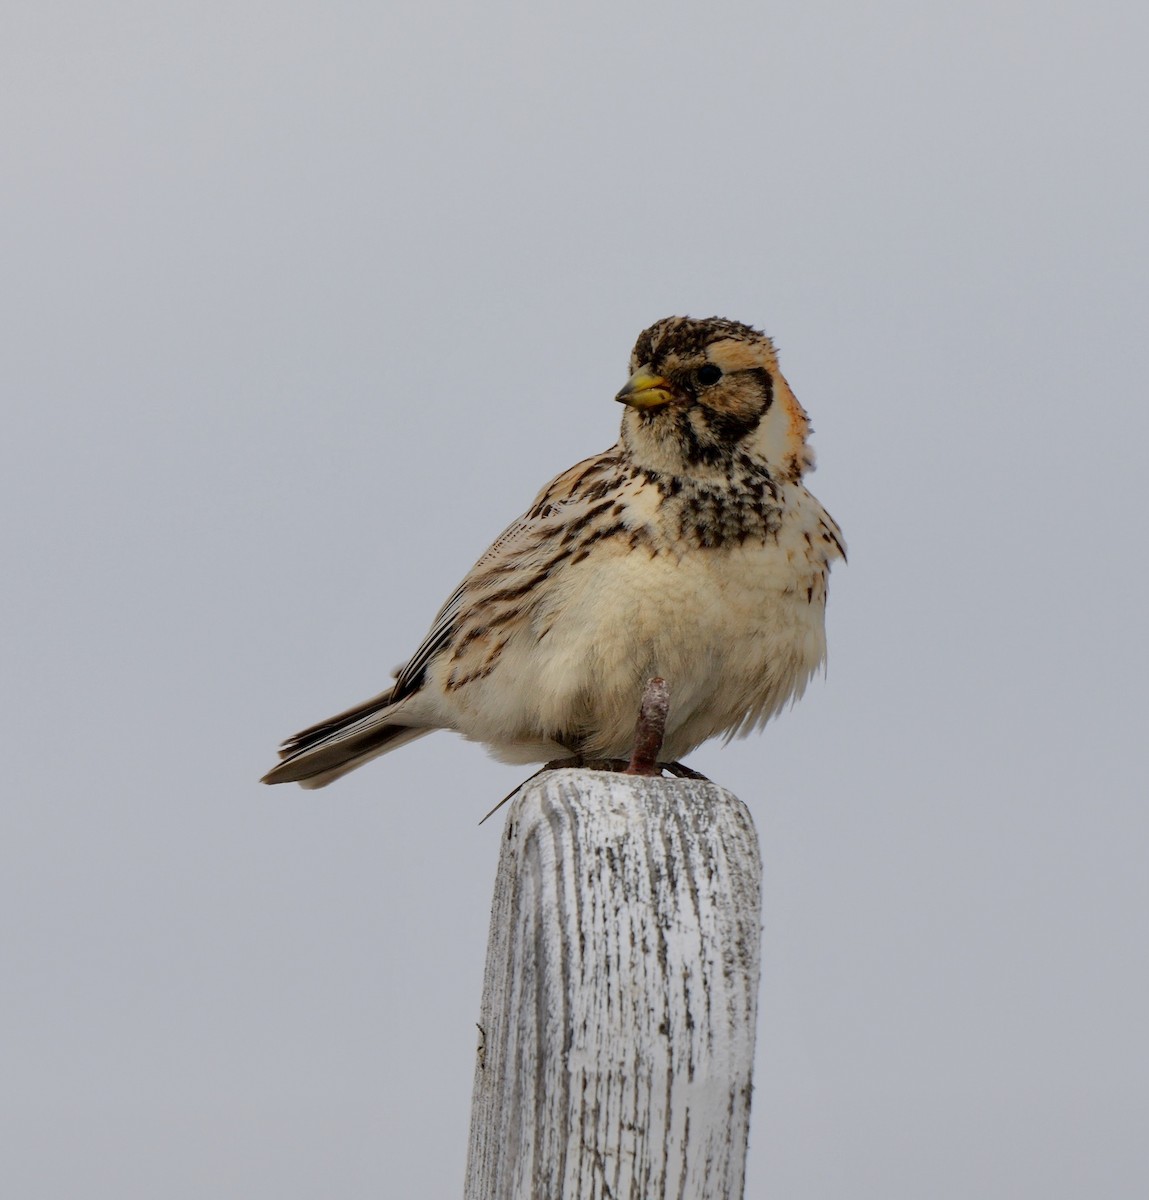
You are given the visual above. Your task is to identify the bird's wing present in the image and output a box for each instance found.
[390,447,624,701]
[390,582,467,700]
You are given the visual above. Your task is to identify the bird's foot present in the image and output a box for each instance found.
[541,756,708,781]
[549,756,629,773]
[662,760,710,781]
[479,679,706,825]
[546,681,709,781]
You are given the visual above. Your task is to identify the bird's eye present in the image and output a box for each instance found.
[696,364,723,387]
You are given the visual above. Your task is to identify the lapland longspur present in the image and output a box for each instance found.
[263,316,845,788]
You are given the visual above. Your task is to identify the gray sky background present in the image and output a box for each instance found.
[4,2,1147,1196]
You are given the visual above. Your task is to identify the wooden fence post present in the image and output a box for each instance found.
[464,767,763,1199]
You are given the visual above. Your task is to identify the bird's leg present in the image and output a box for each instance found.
[482,679,673,823]
[625,677,670,777]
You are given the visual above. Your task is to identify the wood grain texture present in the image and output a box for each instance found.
[465,768,762,1200]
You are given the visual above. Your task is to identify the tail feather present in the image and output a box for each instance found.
[261,688,430,788]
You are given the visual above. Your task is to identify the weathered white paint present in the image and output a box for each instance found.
[465,768,762,1200]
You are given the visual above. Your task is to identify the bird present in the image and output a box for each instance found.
[262,316,845,788]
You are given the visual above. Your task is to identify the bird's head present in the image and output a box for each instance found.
[616,316,815,482]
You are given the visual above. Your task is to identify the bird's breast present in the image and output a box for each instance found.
[522,495,833,756]
[429,483,841,763]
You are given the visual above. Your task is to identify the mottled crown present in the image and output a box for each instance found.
[629,316,771,372]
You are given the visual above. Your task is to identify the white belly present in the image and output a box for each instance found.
[440,510,832,763]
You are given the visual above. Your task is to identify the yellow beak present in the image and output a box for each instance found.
[615,366,675,409]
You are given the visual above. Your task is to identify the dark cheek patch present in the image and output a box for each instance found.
[698,366,774,446]
[745,367,774,413]
[703,406,763,444]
